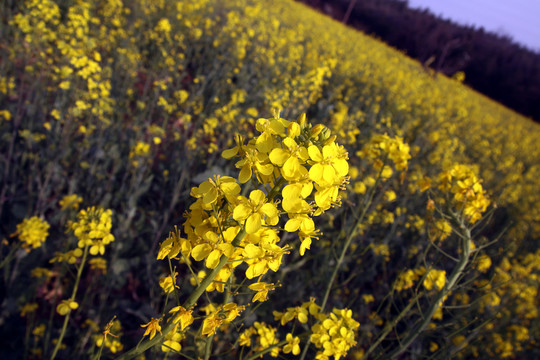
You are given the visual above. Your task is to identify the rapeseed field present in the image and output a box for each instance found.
[1,0,538,359]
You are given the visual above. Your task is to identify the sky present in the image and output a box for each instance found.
[406,0,540,52]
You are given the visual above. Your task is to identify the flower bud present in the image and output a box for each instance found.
[323,135,337,145]
[296,113,306,127]
[310,124,325,138]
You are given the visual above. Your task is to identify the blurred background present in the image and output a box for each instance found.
[299,0,540,122]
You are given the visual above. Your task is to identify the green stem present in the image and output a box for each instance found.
[114,229,247,360]
[360,293,417,360]
[320,198,371,312]
[94,337,106,360]
[300,163,387,360]
[244,339,289,360]
[386,219,472,359]
[0,242,19,270]
[204,334,215,360]
[50,245,89,360]
[320,164,384,312]
[167,257,181,306]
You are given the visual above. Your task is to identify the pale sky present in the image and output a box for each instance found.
[407,0,540,51]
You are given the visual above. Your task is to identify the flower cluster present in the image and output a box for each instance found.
[437,164,490,223]
[310,308,360,360]
[153,114,350,352]
[201,302,245,336]
[69,206,115,255]
[158,114,349,287]
[94,318,124,354]
[15,216,50,250]
[394,266,446,292]
[358,133,411,173]
[240,299,359,360]
[56,299,79,316]
[59,194,83,211]
[239,322,280,357]
[423,269,446,291]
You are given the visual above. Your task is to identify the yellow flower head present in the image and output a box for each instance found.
[233,190,279,234]
[59,194,83,211]
[16,216,50,249]
[140,317,162,340]
[56,299,79,316]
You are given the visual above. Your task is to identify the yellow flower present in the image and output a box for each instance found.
[157,226,189,260]
[308,143,349,187]
[140,318,162,340]
[169,306,194,331]
[159,273,179,294]
[71,207,115,251]
[285,214,319,255]
[242,240,285,279]
[191,230,236,269]
[239,327,257,346]
[20,303,39,317]
[162,325,183,353]
[32,324,46,338]
[191,175,240,206]
[235,146,274,183]
[59,194,83,210]
[88,257,107,274]
[233,190,279,234]
[429,219,452,242]
[476,255,492,273]
[269,137,309,180]
[56,299,79,316]
[0,109,11,121]
[130,141,150,158]
[310,307,360,359]
[16,216,50,249]
[201,303,245,336]
[283,333,301,355]
[362,294,375,304]
[423,269,446,291]
[248,282,275,302]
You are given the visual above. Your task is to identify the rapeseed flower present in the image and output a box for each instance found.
[308,143,348,187]
[16,216,50,250]
[233,190,279,234]
[283,333,301,355]
[56,299,79,316]
[140,317,162,340]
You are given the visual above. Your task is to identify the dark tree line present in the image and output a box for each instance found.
[299,0,540,122]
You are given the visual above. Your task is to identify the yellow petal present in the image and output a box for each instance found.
[256,162,274,176]
[322,165,337,184]
[256,132,274,153]
[261,203,278,218]
[308,145,323,162]
[269,148,289,166]
[192,244,212,261]
[233,203,251,221]
[218,243,235,257]
[245,213,262,234]
[285,218,302,232]
[203,187,218,205]
[205,250,221,269]
[309,163,324,183]
[249,189,266,203]
[243,244,262,258]
[239,165,252,183]
[282,157,300,179]
[222,147,238,159]
[334,158,349,177]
